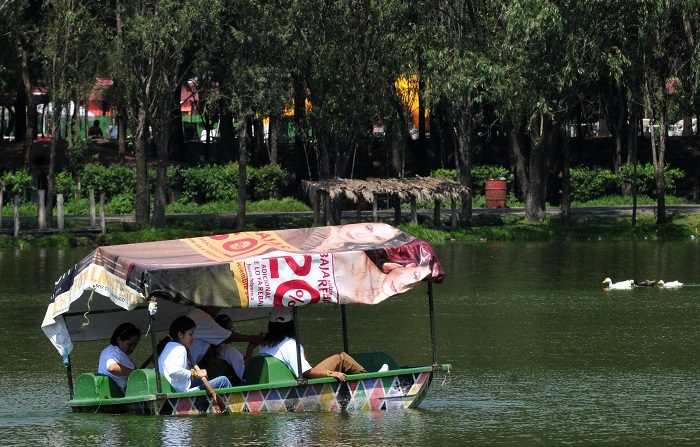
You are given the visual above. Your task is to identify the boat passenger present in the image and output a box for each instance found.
[98,322,141,391]
[158,316,232,392]
[258,308,367,382]
[186,306,263,383]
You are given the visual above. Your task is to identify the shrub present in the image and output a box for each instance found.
[55,171,74,197]
[180,163,239,203]
[1,169,33,201]
[430,165,512,186]
[472,165,512,185]
[617,163,684,197]
[568,167,618,202]
[82,164,136,198]
[106,192,135,214]
[249,164,289,200]
[63,198,89,215]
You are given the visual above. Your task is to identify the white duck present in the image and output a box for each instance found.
[602,278,634,290]
[657,280,683,289]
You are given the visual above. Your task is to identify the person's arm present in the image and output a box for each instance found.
[303,367,346,382]
[106,362,134,377]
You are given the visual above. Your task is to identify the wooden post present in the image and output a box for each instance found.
[451,199,457,230]
[312,191,320,226]
[88,188,96,226]
[410,197,417,224]
[13,195,20,237]
[433,199,441,228]
[57,193,65,231]
[38,189,46,230]
[393,196,401,225]
[324,194,332,226]
[372,194,378,222]
[356,199,362,221]
[99,192,106,235]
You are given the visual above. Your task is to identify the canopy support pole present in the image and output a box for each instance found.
[340,304,349,353]
[150,313,163,394]
[66,355,74,400]
[293,307,307,385]
[428,282,437,366]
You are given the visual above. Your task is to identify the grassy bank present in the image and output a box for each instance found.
[1,211,698,249]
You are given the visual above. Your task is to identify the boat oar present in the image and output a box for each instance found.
[187,353,227,413]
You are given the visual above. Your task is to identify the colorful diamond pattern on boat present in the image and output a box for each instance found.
[155,371,432,415]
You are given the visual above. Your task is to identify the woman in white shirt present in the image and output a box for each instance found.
[98,322,141,391]
[158,316,232,392]
[258,308,367,381]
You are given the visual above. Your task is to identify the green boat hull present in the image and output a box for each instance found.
[69,361,450,415]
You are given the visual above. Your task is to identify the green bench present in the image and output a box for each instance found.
[73,373,125,401]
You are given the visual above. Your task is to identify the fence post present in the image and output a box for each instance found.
[356,199,362,221]
[312,191,320,227]
[57,193,65,231]
[410,197,417,224]
[433,199,441,228]
[38,189,46,230]
[99,192,106,235]
[13,195,20,237]
[450,199,457,230]
[372,194,378,222]
[89,188,96,226]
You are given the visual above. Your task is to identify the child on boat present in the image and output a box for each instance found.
[98,322,141,391]
[258,308,369,382]
[158,316,232,392]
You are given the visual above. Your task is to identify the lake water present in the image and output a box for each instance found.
[1,241,699,445]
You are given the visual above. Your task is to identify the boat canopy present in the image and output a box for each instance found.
[41,223,444,360]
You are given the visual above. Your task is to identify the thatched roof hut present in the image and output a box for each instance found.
[302,177,469,227]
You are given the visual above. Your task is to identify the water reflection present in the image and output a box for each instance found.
[1,241,700,445]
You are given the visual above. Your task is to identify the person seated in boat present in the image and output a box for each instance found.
[158,316,232,392]
[186,306,263,384]
[98,322,141,391]
[258,308,367,382]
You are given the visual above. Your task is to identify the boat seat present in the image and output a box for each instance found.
[125,368,174,397]
[73,373,125,401]
[348,352,400,372]
[243,356,296,385]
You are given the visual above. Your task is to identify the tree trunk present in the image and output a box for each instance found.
[168,88,184,161]
[628,85,640,226]
[269,113,279,165]
[560,122,571,226]
[18,39,36,165]
[134,105,150,226]
[613,78,626,173]
[455,93,473,226]
[152,108,170,228]
[14,84,27,144]
[118,107,128,160]
[46,104,61,222]
[218,109,235,163]
[237,115,248,231]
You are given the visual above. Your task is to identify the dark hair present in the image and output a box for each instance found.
[93,119,100,127]
[260,320,295,347]
[109,322,141,346]
[214,314,233,330]
[169,315,196,340]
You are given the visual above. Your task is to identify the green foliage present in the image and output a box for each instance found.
[430,169,457,181]
[63,198,90,215]
[617,163,685,197]
[247,198,310,212]
[106,193,135,214]
[55,171,74,197]
[179,164,239,203]
[569,167,618,202]
[82,164,136,197]
[1,169,33,198]
[249,164,289,200]
[472,165,512,186]
[67,138,88,173]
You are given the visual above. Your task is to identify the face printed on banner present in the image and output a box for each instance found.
[328,223,401,249]
[379,245,432,298]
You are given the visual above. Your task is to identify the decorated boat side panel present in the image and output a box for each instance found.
[154,372,432,415]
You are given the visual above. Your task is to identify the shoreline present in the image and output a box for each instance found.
[1,206,698,248]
